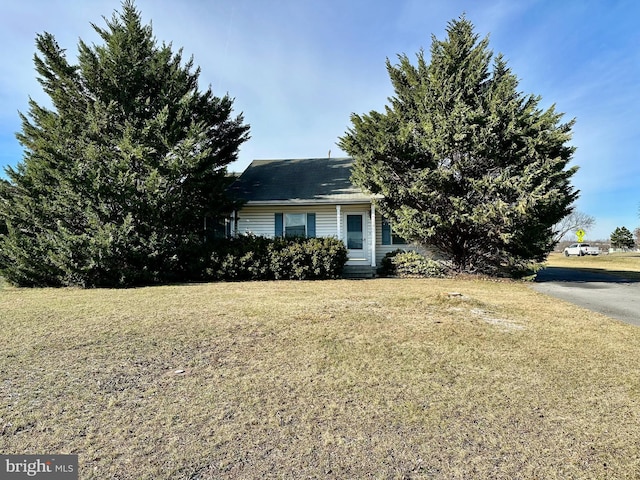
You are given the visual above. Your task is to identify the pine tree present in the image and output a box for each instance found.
[339,17,578,274]
[610,227,635,250]
[0,1,249,286]
[0,180,8,237]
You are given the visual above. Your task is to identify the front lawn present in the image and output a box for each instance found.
[1,279,639,478]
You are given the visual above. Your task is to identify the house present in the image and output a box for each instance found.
[228,157,416,276]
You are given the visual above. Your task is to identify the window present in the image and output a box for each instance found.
[346,214,364,249]
[381,217,407,245]
[285,213,306,237]
[275,213,316,238]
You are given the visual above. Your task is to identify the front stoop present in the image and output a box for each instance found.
[342,265,376,279]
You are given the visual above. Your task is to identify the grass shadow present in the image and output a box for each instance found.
[535,266,640,283]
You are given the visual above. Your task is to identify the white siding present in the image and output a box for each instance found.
[236,206,275,237]
[236,204,433,268]
[315,205,339,237]
[237,205,344,238]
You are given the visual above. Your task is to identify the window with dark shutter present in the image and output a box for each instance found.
[275,212,317,238]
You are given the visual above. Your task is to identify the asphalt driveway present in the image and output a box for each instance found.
[532,267,640,326]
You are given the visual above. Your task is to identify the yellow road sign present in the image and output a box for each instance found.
[576,229,586,242]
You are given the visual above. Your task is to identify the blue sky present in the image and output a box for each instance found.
[1,0,638,240]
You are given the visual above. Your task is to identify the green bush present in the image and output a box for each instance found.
[311,237,350,279]
[379,250,447,278]
[206,235,272,281]
[378,249,405,277]
[269,241,301,280]
[208,235,347,281]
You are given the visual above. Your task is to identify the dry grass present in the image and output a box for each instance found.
[546,252,640,279]
[1,279,640,479]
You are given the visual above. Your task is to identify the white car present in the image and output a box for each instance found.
[563,243,600,256]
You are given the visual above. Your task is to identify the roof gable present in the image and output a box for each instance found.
[229,157,371,204]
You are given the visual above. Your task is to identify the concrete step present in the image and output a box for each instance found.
[342,265,376,279]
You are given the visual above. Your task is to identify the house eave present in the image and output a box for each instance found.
[241,198,375,206]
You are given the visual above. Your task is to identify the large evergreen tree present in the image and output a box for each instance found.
[0,1,249,287]
[339,17,578,274]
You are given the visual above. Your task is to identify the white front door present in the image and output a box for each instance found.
[345,213,368,263]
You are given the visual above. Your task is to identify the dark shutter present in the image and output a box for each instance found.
[275,213,283,237]
[382,218,391,245]
[306,213,316,238]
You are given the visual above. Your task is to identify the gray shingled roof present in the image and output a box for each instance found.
[229,157,372,204]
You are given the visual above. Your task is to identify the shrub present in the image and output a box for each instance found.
[208,235,347,281]
[380,250,447,278]
[271,237,348,280]
[206,234,272,281]
[270,241,303,280]
[310,237,349,279]
[378,249,405,277]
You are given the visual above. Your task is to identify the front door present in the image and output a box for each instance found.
[345,213,367,262]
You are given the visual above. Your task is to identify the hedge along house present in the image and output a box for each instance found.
[227,157,414,277]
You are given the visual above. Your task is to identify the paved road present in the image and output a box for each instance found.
[532,267,640,326]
